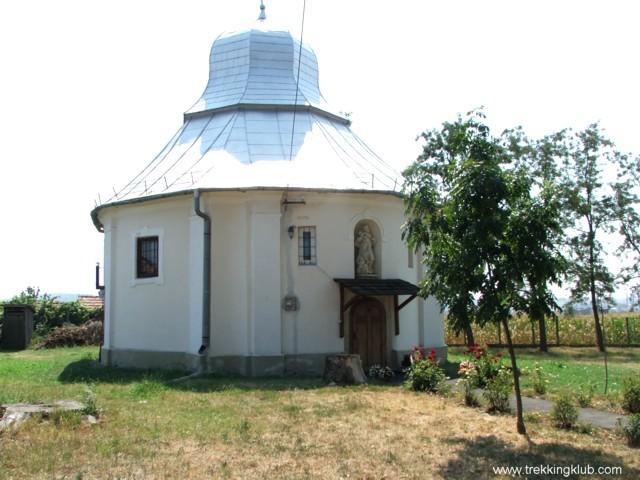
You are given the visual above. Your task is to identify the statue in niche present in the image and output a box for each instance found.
[355,225,377,277]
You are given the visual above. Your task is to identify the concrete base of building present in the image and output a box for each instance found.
[99,346,448,376]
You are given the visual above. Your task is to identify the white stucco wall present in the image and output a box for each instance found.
[278,190,444,359]
[97,188,445,370]
[101,197,191,354]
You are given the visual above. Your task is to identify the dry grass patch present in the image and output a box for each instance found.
[3,386,639,479]
[1,348,639,478]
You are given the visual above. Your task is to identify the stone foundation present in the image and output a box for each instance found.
[100,347,448,376]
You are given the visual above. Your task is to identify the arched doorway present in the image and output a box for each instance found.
[349,297,386,368]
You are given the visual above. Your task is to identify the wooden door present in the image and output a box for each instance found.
[350,297,386,368]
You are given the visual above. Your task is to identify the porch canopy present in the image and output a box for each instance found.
[334,278,420,337]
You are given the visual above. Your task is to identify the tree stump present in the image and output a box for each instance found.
[323,354,367,385]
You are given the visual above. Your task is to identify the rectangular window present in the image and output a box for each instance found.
[136,236,159,278]
[298,226,316,265]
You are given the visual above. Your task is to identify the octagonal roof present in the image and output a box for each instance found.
[96,8,401,206]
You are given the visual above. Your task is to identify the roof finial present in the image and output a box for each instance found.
[258,1,267,21]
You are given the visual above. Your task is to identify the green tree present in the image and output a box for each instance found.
[613,153,640,308]
[403,110,565,435]
[9,286,41,305]
[503,128,568,351]
[561,124,619,351]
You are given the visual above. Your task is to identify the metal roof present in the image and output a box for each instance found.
[97,24,402,206]
[334,278,420,297]
[186,28,332,116]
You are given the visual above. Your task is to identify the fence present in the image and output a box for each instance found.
[445,314,640,347]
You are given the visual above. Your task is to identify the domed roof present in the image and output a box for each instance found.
[96,6,401,206]
[186,28,334,117]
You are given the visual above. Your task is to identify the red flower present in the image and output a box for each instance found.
[496,352,503,358]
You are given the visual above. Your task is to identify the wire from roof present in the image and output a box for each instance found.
[289,0,307,161]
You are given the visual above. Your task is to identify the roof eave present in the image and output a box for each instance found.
[90,186,403,233]
[184,103,350,126]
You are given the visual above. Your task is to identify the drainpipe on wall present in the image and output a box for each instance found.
[194,190,211,356]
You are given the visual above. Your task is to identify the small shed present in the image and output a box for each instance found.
[1,304,35,350]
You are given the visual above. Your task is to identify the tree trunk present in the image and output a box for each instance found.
[530,286,548,352]
[587,221,606,352]
[590,288,606,352]
[537,314,548,352]
[464,324,475,347]
[530,320,536,346]
[502,318,526,435]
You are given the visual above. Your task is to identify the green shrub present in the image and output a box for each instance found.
[83,384,101,418]
[6,287,102,338]
[576,381,597,408]
[576,422,595,435]
[458,377,481,407]
[530,362,548,396]
[621,374,640,414]
[483,368,512,414]
[551,391,579,429]
[618,414,640,448]
[404,346,447,393]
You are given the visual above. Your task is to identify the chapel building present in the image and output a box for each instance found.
[91,4,446,375]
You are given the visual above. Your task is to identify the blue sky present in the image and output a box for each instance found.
[0,0,638,299]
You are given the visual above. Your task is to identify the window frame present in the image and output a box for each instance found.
[131,227,164,286]
[136,236,159,279]
[298,226,317,265]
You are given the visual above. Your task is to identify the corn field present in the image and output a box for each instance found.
[445,313,640,347]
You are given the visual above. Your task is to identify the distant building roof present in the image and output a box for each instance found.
[78,296,104,309]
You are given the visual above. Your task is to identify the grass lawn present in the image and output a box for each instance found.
[447,346,640,412]
[0,346,639,479]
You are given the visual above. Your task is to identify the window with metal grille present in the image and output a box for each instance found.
[136,236,159,278]
[298,226,316,265]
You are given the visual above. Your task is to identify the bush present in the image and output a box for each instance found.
[458,377,481,407]
[576,381,597,408]
[483,368,512,414]
[458,344,504,388]
[552,391,579,429]
[621,374,640,414]
[6,287,103,337]
[618,414,640,448]
[83,384,101,418]
[530,362,548,396]
[404,346,447,393]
